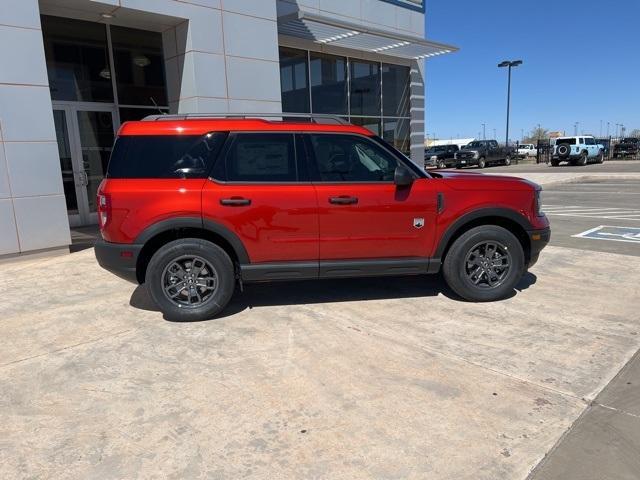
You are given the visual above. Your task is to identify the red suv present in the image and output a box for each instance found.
[95,115,550,321]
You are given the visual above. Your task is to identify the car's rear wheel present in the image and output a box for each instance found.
[146,239,235,321]
[478,157,486,169]
[442,225,524,302]
[578,151,588,166]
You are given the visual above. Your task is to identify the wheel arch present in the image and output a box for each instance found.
[134,217,249,284]
[435,208,532,265]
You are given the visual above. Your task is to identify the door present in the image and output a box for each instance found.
[305,133,437,260]
[52,104,117,226]
[201,132,319,263]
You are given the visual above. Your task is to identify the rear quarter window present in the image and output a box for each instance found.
[106,133,227,179]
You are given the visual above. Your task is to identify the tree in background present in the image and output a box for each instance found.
[523,126,549,144]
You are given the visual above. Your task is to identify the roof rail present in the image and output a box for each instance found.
[142,112,351,125]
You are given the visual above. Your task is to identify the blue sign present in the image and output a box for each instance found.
[574,225,640,244]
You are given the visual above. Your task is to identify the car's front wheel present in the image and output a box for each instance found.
[504,156,511,166]
[478,157,486,169]
[442,225,525,302]
[597,151,605,164]
[438,159,446,169]
[146,239,235,321]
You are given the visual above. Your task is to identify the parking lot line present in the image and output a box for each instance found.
[573,225,640,244]
[543,205,640,221]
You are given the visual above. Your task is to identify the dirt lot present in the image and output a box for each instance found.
[1,240,640,479]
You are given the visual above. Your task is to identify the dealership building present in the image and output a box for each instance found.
[0,0,455,258]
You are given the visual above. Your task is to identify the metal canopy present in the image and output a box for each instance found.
[277,11,457,60]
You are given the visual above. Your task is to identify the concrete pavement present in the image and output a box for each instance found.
[1,244,640,479]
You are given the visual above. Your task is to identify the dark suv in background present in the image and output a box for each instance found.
[613,138,640,158]
[455,140,514,169]
[424,144,459,169]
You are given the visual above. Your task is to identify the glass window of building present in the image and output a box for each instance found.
[383,118,411,155]
[42,15,113,102]
[349,60,381,117]
[279,48,310,113]
[350,117,381,136]
[310,52,348,115]
[382,64,410,117]
[111,26,167,106]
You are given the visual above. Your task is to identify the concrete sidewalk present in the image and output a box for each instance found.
[1,245,640,478]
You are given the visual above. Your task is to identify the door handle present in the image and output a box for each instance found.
[220,197,251,206]
[329,196,358,205]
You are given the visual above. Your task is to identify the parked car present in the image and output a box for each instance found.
[455,140,514,168]
[517,143,537,159]
[613,138,640,158]
[595,138,611,157]
[95,115,550,321]
[425,144,459,169]
[551,136,605,166]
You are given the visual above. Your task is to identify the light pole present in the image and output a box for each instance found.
[574,122,579,136]
[498,60,522,146]
[481,123,486,140]
[615,124,620,138]
[600,120,603,137]
[607,122,610,137]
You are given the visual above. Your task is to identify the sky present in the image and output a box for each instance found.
[423,0,640,141]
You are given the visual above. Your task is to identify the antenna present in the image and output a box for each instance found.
[149,97,166,115]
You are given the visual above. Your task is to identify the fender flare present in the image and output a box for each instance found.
[134,216,250,264]
[434,207,533,259]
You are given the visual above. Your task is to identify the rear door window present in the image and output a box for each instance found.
[107,133,226,178]
[223,133,297,182]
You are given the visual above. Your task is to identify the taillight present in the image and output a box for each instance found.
[97,193,110,229]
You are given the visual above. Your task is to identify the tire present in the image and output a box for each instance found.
[504,156,512,166]
[578,151,588,166]
[438,160,446,169]
[478,157,486,169]
[597,151,605,164]
[442,225,525,302]
[556,143,571,159]
[145,238,235,321]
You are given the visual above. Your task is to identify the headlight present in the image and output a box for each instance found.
[535,189,544,217]
[430,155,438,161]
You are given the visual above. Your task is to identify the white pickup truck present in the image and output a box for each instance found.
[517,144,537,158]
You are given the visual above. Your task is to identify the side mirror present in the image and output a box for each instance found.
[394,165,414,187]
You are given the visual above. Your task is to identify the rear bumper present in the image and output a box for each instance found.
[527,227,551,268]
[94,238,143,284]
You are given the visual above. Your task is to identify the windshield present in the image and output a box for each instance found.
[426,146,447,153]
[465,141,483,148]
[556,138,576,145]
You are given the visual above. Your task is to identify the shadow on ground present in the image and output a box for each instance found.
[129,272,537,322]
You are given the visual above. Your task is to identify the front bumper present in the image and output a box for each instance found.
[456,158,479,167]
[94,238,143,284]
[526,227,551,268]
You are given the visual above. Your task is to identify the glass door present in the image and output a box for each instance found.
[52,103,117,226]
[53,109,83,227]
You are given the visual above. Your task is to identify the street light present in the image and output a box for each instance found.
[574,122,580,136]
[498,60,522,147]
[481,123,486,140]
